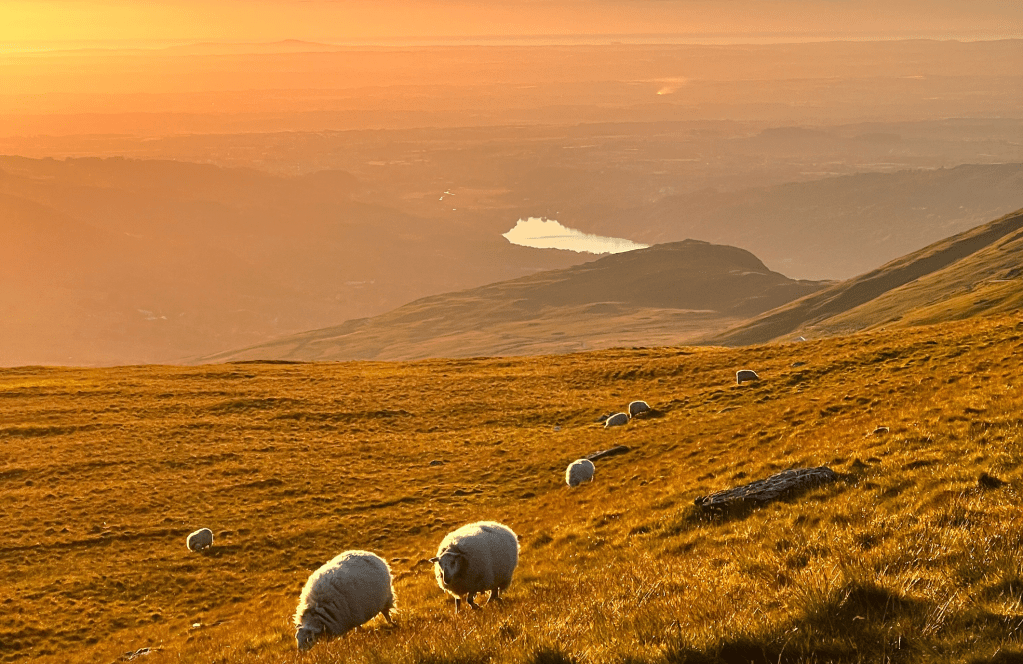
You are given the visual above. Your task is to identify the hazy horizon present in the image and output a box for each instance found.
[2,0,1021,45]
[4,33,1021,53]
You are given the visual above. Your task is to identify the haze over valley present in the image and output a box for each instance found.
[1,38,1021,365]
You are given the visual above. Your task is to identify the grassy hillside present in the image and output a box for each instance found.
[4,314,1023,663]
[713,207,1023,346]
[202,240,825,363]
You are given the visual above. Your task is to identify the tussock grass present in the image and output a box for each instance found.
[3,314,1023,662]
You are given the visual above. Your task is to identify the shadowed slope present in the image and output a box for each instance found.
[711,207,1023,346]
[202,240,826,362]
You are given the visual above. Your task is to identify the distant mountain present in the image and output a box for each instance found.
[710,207,1023,346]
[201,240,826,363]
[573,162,1023,280]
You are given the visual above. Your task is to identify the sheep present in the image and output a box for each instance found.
[628,400,650,417]
[186,528,213,552]
[431,521,518,612]
[604,412,629,428]
[736,370,760,385]
[294,550,396,651]
[565,458,595,487]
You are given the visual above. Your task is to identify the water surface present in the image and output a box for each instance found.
[503,217,648,254]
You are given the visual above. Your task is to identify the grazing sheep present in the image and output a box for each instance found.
[604,412,629,428]
[565,459,595,487]
[628,400,650,417]
[736,370,760,385]
[294,550,396,651]
[186,528,213,552]
[431,521,518,612]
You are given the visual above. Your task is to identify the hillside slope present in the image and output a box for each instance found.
[4,314,1023,663]
[201,240,826,363]
[580,162,1023,280]
[712,207,1023,346]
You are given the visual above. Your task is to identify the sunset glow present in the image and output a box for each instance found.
[2,0,1021,46]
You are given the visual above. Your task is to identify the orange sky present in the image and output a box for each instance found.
[2,0,1021,45]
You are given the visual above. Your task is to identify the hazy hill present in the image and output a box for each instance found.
[576,162,1023,280]
[203,240,825,363]
[0,156,582,366]
[5,154,1020,366]
[5,314,1023,663]
[712,207,1023,345]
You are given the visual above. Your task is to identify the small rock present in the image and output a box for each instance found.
[873,426,890,435]
[694,466,839,511]
[429,460,444,467]
[586,445,630,462]
[791,361,806,367]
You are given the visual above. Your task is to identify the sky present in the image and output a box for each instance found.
[2,0,1021,45]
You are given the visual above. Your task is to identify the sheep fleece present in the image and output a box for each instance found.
[604,412,629,428]
[434,521,519,600]
[566,458,595,487]
[294,550,395,644]
[186,528,213,552]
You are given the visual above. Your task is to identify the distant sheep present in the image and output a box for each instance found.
[736,370,760,385]
[186,528,213,552]
[294,550,396,651]
[431,521,519,612]
[565,459,595,487]
[604,412,629,428]
[628,400,650,417]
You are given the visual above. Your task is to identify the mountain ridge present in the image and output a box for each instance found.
[710,207,1023,345]
[200,239,827,363]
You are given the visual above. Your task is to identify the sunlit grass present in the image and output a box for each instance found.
[2,314,1023,662]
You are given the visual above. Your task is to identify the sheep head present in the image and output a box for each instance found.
[295,623,322,652]
[432,549,466,586]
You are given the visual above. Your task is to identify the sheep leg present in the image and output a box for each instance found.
[382,608,395,626]
[454,597,462,613]
[489,587,502,603]
[465,593,482,611]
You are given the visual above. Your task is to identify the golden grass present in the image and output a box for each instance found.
[3,314,1023,663]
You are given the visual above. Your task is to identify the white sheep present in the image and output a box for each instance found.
[736,370,760,385]
[431,521,518,612]
[294,550,396,651]
[186,528,213,552]
[628,400,650,417]
[604,412,629,428]
[565,459,595,487]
